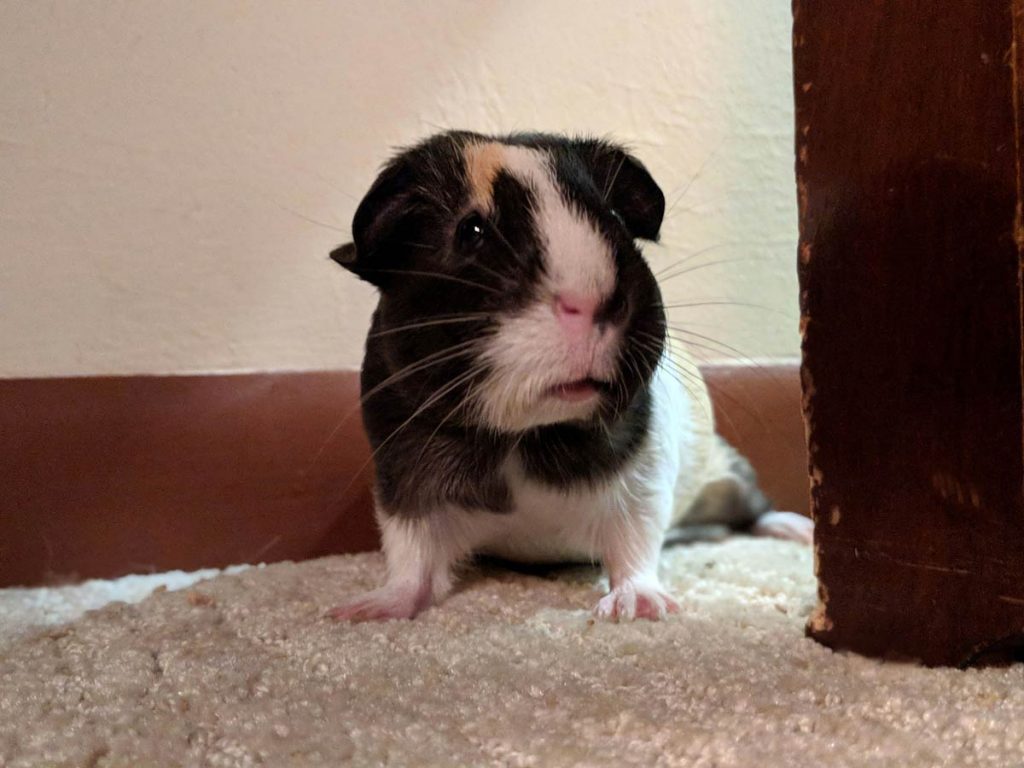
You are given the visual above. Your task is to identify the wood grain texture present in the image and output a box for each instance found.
[0,365,806,588]
[795,0,1024,665]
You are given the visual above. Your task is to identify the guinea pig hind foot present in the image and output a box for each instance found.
[749,510,814,545]
[325,582,433,623]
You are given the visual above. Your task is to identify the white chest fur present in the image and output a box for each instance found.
[476,463,623,562]
[465,355,709,563]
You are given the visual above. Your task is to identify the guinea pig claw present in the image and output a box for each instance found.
[636,591,681,620]
[594,581,680,622]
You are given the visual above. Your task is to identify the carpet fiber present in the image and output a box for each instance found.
[1,539,1022,766]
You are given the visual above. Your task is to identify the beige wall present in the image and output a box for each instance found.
[0,1,799,377]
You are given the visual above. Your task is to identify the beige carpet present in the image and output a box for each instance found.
[1,539,1022,767]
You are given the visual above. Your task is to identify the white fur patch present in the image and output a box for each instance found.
[474,358,690,567]
[472,145,621,432]
[499,145,615,298]
[473,300,621,431]
[329,510,477,621]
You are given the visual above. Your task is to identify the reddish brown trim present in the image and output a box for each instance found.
[0,364,806,587]
[0,372,376,588]
[705,363,808,522]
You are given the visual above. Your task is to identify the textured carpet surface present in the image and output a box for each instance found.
[1,539,1022,767]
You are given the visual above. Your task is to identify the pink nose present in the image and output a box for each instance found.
[554,292,600,337]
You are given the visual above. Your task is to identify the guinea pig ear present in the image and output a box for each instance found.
[328,242,357,267]
[575,140,666,241]
[329,159,416,289]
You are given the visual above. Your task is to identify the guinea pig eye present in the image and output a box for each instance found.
[456,212,487,251]
[610,208,625,226]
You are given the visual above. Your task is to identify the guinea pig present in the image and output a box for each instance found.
[327,130,812,622]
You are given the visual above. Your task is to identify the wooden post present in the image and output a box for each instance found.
[795,0,1024,666]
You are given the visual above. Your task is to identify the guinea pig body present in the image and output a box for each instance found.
[328,131,811,622]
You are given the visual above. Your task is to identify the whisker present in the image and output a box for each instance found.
[270,201,348,233]
[470,260,513,288]
[654,241,779,278]
[303,339,481,468]
[634,332,703,387]
[413,365,488,467]
[663,331,742,365]
[663,137,727,219]
[624,345,644,389]
[602,153,628,202]
[486,221,526,268]
[359,340,481,406]
[659,300,788,316]
[614,345,641,404]
[238,179,355,230]
[368,314,490,338]
[631,333,710,420]
[684,357,766,437]
[666,327,787,433]
[379,238,511,289]
[666,325,769,371]
[662,188,788,222]
[359,268,501,295]
[341,366,487,500]
[658,345,718,427]
[658,258,759,286]
[653,331,773,435]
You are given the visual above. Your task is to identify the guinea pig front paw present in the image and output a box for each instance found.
[750,511,814,545]
[594,580,680,622]
[325,585,429,623]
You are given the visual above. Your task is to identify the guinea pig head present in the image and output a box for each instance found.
[332,131,667,433]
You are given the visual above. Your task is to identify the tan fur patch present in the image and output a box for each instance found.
[463,142,505,209]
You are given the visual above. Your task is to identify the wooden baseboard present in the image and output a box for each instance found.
[0,364,807,587]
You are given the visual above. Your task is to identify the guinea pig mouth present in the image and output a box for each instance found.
[548,377,611,403]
